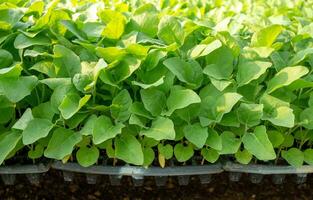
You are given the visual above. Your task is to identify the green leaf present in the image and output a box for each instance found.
[0,49,13,68]
[163,57,203,88]
[115,134,144,165]
[0,8,24,30]
[58,94,91,119]
[0,76,38,103]
[142,49,166,71]
[288,48,313,66]
[32,102,55,121]
[50,84,75,113]
[44,128,82,160]
[129,114,147,128]
[132,13,159,37]
[14,33,51,49]
[184,123,208,148]
[76,146,99,167]
[251,25,283,47]
[282,148,304,168]
[61,20,87,41]
[40,78,71,90]
[0,131,22,165]
[244,46,275,58]
[267,130,284,148]
[212,92,242,121]
[266,66,309,93]
[76,137,91,148]
[53,45,81,77]
[111,89,132,122]
[201,148,219,163]
[72,74,92,93]
[157,16,184,45]
[2,137,23,161]
[282,134,294,148]
[80,115,97,136]
[237,61,272,86]
[203,46,234,80]
[12,108,33,130]
[235,149,252,164]
[28,144,44,159]
[0,63,23,78]
[304,149,313,165]
[219,131,241,154]
[97,139,114,156]
[142,137,159,148]
[0,95,14,124]
[132,76,164,89]
[24,49,50,57]
[141,117,175,140]
[92,116,124,145]
[174,143,194,162]
[300,108,313,129]
[210,78,232,91]
[66,116,86,132]
[309,93,313,107]
[261,94,295,128]
[189,40,222,59]
[294,130,309,141]
[3,0,313,168]
[206,128,222,151]
[143,147,155,167]
[242,126,276,161]
[175,103,200,123]
[157,143,173,159]
[166,87,201,115]
[85,59,108,90]
[285,79,313,91]
[130,102,153,119]
[201,148,220,163]
[96,47,127,63]
[22,118,54,145]
[219,112,240,127]
[236,103,263,127]
[140,88,166,116]
[30,61,57,78]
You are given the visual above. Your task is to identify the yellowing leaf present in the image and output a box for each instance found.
[251,25,283,47]
[267,66,309,93]
[102,14,125,39]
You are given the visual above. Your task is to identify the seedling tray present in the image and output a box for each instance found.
[51,161,223,186]
[1,161,313,186]
[0,164,49,185]
[223,162,313,184]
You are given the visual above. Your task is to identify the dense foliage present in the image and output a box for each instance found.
[1,0,313,168]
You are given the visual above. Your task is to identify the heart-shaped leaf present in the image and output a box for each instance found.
[242,126,276,161]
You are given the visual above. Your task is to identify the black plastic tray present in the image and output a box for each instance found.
[223,162,313,184]
[1,161,313,186]
[0,164,49,185]
[51,161,223,186]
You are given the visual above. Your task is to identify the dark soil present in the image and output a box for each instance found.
[0,170,312,200]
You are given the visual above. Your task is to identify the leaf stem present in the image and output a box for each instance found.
[41,84,46,103]
[35,88,41,105]
[92,85,97,104]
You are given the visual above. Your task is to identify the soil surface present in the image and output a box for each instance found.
[0,170,312,200]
